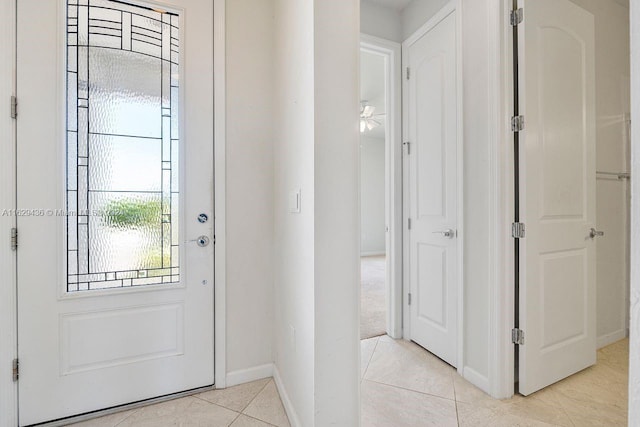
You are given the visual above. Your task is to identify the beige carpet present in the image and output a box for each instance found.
[361,255,387,340]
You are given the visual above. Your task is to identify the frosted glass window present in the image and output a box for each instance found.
[66,0,180,292]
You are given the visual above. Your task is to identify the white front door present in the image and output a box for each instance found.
[404,9,458,367]
[16,0,215,424]
[517,0,597,395]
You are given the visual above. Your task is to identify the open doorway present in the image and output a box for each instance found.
[360,49,388,340]
[359,34,403,341]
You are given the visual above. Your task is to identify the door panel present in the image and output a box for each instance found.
[405,10,458,367]
[518,0,596,395]
[17,0,214,424]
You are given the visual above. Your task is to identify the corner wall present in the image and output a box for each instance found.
[272,0,316,424]
[313,0,361,424]
[272,0,360,424]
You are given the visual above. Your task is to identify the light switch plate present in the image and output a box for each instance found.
[289,189,301,213]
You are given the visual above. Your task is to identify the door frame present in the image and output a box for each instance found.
[401,0,465,371]
[360,34,403,339]
[485,0,522,400]
[0,0,227,424]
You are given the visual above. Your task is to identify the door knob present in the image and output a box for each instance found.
[589,228,604,239]
[189,236,211,247]
[433,229,455,238]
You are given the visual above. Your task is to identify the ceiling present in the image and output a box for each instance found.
[362,0,412,12]
[360,51,386,139]
[613,0,629,7]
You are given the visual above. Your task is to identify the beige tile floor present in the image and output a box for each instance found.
[71,336,628,427]
[69,378,290,427]
[361,335,629,427]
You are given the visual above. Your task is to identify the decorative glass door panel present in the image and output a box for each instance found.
[18,0,214,423]
[66,0,180,291]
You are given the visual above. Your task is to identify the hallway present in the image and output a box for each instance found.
[361,336,628,426]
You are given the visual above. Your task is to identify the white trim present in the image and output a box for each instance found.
[213,0,227,389]
[0,0,17,424]
[225,364,273,388]
[273,365,302,427]
[360,251,386,257]
[597,329,628,349]
[630,1,640,423]
[401,0,464,369]
[361,33,402,339]
[462,366,491,393]
[454,0,465,378]
[488,0,517,400]
[402,2,457,47]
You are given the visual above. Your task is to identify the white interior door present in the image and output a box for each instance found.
[404,9,458,367]
[517,0,597,395]
[17,0,214,424]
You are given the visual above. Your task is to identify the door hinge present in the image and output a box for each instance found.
[408,293,412,306]
[510,8,523,26]
[512,222,525,239]
[11,227,17,251]
[403,141,411,155]
[408,218,412,230]
[12,358,19,382]
[511,115,525,132]
[406,67,411,80]
[10,96,17,119]
[512,328,525,345]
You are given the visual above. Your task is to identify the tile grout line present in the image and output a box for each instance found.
[452,371,461,427]
[228,411,243,427]
[240,378,273,414]
[361,337,380,381]
[241,413,280,427]
[112,408,140,427]
[363,378,458,403]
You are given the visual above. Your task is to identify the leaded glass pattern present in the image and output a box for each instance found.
[66,0,180,292]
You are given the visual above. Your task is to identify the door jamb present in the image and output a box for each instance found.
[0,0,17,425]
[487,0,517,399]
[401,0,465,372]
[213,0,227,390]
[360,34,403,339]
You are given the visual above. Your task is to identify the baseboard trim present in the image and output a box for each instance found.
[462,366,490,395]
[225,363,274,388]
[597,329,628,349]
[273,365,302,427]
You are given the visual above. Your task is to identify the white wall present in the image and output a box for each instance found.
[361,136,386,255]
[272,0,360,424]
[401,0,450,40]
[628,0,639,422]
[225,0,275,378]
[565,0,631,348]
[313,0,361,422]
[459,0,494,390]
[360,1,402,42]
[272,0,316,424]
[361,0,452,43]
